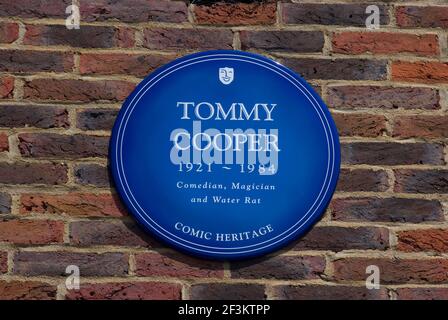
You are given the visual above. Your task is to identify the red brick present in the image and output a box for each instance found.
[0,76,14,99]
[394,169,448,194]
[194,2,276,25]
[396,288,448,300]
[189,283,265,300]
[398,229,448,253]
[281,58,387,81]
[0,22,19,43]
[392,61,448,83]
[143,28,233,50]
[0,133,7,152]
[0,162,67,185]
[135,252,224,278]
[332,257,448,284]
[396,6,448,28]
[231,255,325,280]
[23,79,135,102]
[0,219,64,245]
[13,251,128,276]
[281,3,389,26]
[70,220,157,247]
[0,105,68,128]
[294,226,389,252]
[18,133,109,159]
[272,285,389,300]
[240,30,324,52]
[116,28,135,48]
[331,197,443,223]
[24,24,134,48]
[0,251,6,273]
[393,115,448,139]
[327,86,440,110]
[20,193,127,217]
[67,282,181,300]
[0,50,73,73]
[0,281,57,300]
[332,32,439,56]
[341,142,444,165]
[332,113,386,137]
[80,53,176,77]
[0,0,70,19]
[80,0,187,23]
[337,168,389,192]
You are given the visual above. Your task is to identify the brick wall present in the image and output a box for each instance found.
[0,0,447,300]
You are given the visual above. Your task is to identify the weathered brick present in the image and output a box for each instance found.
[0,22,19,43]
[393,115,448,139]
[0,193,11,214]
[0,76,14,99]
[398,229,448,253]
[337,168,389,192]
[143,28,233,50]
[0,133,7,152]
[74,163,111,187]
[70,220,157,247]
[294,226,389,252]
[79,53,176,77]
[23,79,135,102]
[0,0,70,18]
[341,142,444,165]
[135,252,224,278]
[240,30,324,52]
[0,50,73,73]
[194,2,276,25]
[231,255,325,280]
[394,169,448,194]
[24,24,134,48]
[0,281,57,300]
[396,6,448,28]
[396,288,448,300]
[392,61,448,83]
[67,282,181,300]
[327,86,440,110]
[117,28,135,48]
[0,105,68,128]
[18,133,109,159]
[333,257,448,284]
[281,3,389,26]
[80,0,187,23]
[77,108,118,131]
[272,285,389,300]
[0,251,6,273]
[0,219,64,245]
[20,193,127,217]
[332,32,438,56]
[189,283,266,300]
[331,197,443,223]
[0,162,67,185]
[281,58,387,80]
[332,113,386,137]
[14,251,128,276]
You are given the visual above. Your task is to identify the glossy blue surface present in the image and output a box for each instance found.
[110,50,340,260]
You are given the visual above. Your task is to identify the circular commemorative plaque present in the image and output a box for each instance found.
[110,50,340,260]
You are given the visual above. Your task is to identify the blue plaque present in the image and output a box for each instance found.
[110,50,340,260]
